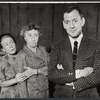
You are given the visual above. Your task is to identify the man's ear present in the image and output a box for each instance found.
[24,37,26,41]
[82,17,85,26]
[62,20,66,29]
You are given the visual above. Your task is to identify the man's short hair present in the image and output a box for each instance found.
[64,6,83,18]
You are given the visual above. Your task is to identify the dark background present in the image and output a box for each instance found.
[0,3,100,97]
[1,3,100,52]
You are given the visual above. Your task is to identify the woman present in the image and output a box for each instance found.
[18,23,50,98]
[0,33,28,98]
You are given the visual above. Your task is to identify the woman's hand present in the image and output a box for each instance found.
[23,67,37,78]
[16,73,28,83]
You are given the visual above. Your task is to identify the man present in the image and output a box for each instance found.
[48,6,100,98]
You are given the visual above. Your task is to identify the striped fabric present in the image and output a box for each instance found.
[48,36,100,98]
[73,41,78,68]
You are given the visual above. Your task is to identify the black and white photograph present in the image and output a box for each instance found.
[0,2,100,98]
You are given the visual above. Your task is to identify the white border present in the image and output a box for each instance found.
[0,1,100,3]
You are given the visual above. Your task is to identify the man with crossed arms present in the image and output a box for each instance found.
[48,5,100,98]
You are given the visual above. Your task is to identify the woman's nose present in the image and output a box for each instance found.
[9,44,13,48]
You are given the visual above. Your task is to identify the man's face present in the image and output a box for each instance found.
[24,29,39,48]
[1,37,16,55]
[63,9,85,38]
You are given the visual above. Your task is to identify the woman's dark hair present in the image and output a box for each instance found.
[0,33,16,49]
[20,23,42,38]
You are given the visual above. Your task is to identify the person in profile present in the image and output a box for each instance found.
[0,33,28,98]
[48,5,100,98]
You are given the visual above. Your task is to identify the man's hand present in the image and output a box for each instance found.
[83,67,93,77]
[65,82,75,89]
[57,64,64,70]
[75,69,80,79]
[75,67,93,79]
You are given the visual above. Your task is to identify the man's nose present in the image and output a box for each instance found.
[70,22,75,29]
[31,37,35,41]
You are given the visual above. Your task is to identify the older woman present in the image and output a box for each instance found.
[0,33,28,98]
[18,23,50,98]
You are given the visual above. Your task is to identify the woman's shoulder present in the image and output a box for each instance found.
[18,49,26,55]
[38,46,46,51]
[17,49,27,59]
[0,55,8,69]
[0,55,7,61]
[38,46,48,54]
[38,46,49,57]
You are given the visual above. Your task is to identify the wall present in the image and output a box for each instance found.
[0,3,100,52]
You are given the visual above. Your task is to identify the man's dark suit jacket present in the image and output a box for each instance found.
[48,36,100,98]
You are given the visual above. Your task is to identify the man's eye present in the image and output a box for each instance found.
[28,34,31,37]
[11,41,14,43]
[74,20,77,23]
[64,21,69,24]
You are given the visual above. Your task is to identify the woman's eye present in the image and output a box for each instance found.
[5,44,8,46]
[36,35,38,36]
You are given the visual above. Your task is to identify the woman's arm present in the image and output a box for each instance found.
[1,78,17,87]
[38,66,48,76]
[23,66,48,78]
[1,73,27,88]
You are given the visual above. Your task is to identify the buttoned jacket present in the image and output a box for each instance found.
[48,36,100,98]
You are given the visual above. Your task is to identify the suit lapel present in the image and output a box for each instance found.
[62,38,73,70]
[75,36,89,69]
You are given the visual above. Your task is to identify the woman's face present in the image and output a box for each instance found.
[1,36,16,55]
[24,29,39,48]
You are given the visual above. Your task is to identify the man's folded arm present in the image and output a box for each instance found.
[73,45,100,92]
[48,44,76,84]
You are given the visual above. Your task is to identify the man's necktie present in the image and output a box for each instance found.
[73,41,78,68]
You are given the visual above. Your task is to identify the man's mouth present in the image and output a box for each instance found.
[70,30,76,33]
